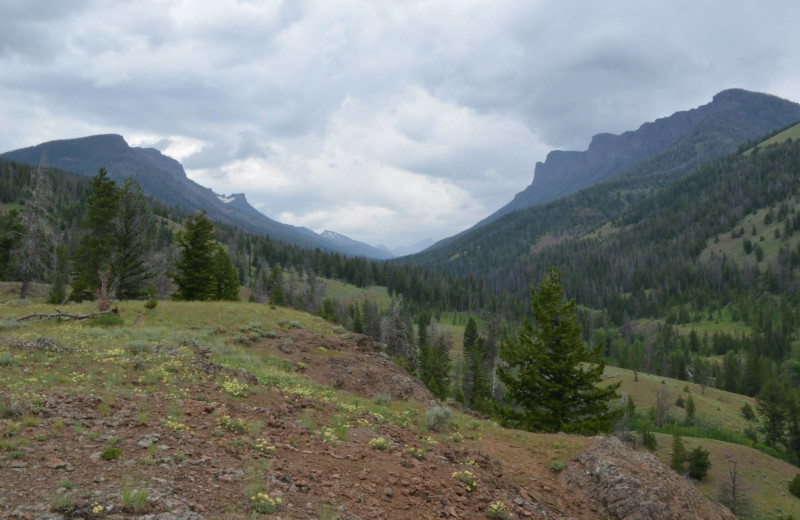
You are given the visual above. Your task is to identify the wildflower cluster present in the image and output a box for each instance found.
[164,420,189,431]
[449,432,464,443]
[369,437,391,451]
[486,501,512,520]
[91,502,104,517]
[318,426,338,444]
[220,377,249,397]
[217,415,248,434]
[421,435,438,446]
[452,470,478,492]
[403,446,426,460]
[250,492,282,513]
[255,439,276,454]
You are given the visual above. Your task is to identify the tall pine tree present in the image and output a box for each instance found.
[70,168,120,301]
[498,267,622,434]
[171,210,217,301]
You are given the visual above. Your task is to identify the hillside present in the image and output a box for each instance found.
[475,89,800,228]
[0,299,739,520]
[1,136,391,260]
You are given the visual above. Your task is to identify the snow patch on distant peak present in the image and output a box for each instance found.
[217,193,244,204]
[320,230,345,240]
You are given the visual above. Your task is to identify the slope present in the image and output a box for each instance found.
[1,135,392,259]
[474,89,800,228]
[0,299,737,520]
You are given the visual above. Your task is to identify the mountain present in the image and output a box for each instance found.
[477,89,800,227]
[2,135,391,259]
[319,230,393,260]
[376,238,436,258]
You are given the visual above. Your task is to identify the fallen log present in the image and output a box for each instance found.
[17,306,119,322]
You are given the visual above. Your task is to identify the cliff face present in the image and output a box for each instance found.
[479,89,800,226]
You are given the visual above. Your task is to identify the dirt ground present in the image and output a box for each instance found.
[1,327,734,520]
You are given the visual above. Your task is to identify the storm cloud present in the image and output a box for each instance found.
[2,0,798,248]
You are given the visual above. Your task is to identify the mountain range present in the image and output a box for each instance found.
[1,135,393,260]
[474,88,800,228]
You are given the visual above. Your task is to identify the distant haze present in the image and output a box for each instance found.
[2,0,799,248]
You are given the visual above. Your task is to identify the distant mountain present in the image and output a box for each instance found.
[383,238,436,257]
[2,135,391,259]
[319,230,393,260]
[477,89,800,227]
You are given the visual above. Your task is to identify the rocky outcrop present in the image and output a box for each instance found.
[565,437,736,520]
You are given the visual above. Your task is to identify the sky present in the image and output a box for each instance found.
[1,0,799,249]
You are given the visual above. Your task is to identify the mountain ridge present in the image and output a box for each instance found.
[474,89,800,229]
[2,135,392,260]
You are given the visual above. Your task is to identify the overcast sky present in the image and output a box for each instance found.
[2,0,799,249]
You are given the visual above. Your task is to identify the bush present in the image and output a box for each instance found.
[790,473,800,499]
[641,429,657,451]
[687,446,711,480]
[426,405,452,432]
[549,460,566,473]
[741,403,756,421]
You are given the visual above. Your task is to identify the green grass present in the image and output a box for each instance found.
[744,123,800,155]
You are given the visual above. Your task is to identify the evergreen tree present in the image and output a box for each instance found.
[687,446,711,480]
[212,246,240,301]
[70,168,120,301]
[685,394,696,425]
[267,266,286,306]
[498,267,622,434]
[757,377,788,449]
[171,210,217,301]
[420,334,451,400]
[112,177,154,299]
[670,432,686,473]
[0,209,21,279]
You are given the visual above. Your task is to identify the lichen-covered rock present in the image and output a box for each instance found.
[564,437,736,520]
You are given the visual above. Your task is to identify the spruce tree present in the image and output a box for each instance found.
[171,210,217,301]
[670,432,686,473]
[70,168,120,301]
[757,377,788,449]
[112,177,154,299]
[212,246,240,301]
[498,267,622,434]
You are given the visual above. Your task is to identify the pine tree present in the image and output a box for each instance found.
[687,446,711,480]
[171,210,217,301]
[670,432,686,473]
[685,395,696,425]
[112,177,154,299]
[212,246,240,301]
[420,324,452,400]
[757,377,788,449]
[498,267,622,434]
[70,168,120,301]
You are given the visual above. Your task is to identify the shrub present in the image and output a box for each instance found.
[144,285,158,310]
[426,405,452,432]
[121,485,148,513]
[687,446,711,480]
[486,501,512,520]
[100,447,122,461]
[124,340,153,356]
[217,415,247,434]
[549,460,566,473]
[372,392,392,406]
[741,403,756,421]
[369,437,391,451]
[790,473,800,499]
[452,470,477,492]
[641,429,657,451]
[250,492,282,513]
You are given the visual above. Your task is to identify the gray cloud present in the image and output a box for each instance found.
[2,0,799,248]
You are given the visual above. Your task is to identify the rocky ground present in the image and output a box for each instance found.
[1,324,735,520]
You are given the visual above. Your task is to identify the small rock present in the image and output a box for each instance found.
[45,457,68,470]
